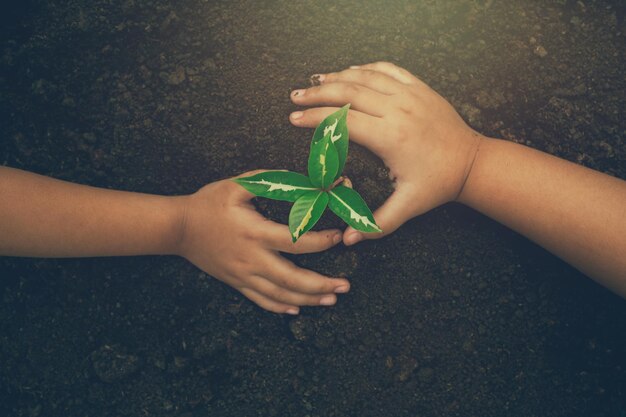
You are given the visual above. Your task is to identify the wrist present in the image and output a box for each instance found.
[141,193,191,257]
[167,194,191,257]
[455,134,490,205]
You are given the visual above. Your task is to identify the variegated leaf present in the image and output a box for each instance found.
[289,191,329,242]
[308,133,339,190]
[312,104,350,180]
[328,185,382,233]
[233,171,318,202]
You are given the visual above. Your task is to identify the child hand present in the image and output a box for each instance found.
[176,171,349,314]
[290,61,482,245]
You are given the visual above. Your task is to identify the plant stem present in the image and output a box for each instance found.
[328,176,352,191]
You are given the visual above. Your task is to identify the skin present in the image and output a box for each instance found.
[289,61,626,297]
[0,167,351,314]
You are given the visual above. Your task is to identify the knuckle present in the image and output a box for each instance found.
[326,71,340,81]
[269,287,293,304]
[298,233,326,250]
[297,110,317,126]
[395,94,417,113]
[233,255,253,273]
[304,86,318,98]
[309,277,331,292]
[272,270,295,288]
[304,296,323,306]
[260,302,283,314]
[284,275,301,290]
[388,124,406,143]
[404,88,421,101]
[362,69,377,78]
[242,227,260,242]
[397,104,413,116]
[339,83,360,97]
[286,243,305,255]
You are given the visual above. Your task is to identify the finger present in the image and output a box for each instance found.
[291,82,388,117]
[229,169,271,202]
[240,287,300,315]
[317,68,403,95]
[290,107,388,156]
[229,169,291,203]
[343,189,415,246]
[232,169,268,179]
[259,253,351,295]
[260,220,342,254]
[251,275,338,307]
[353,61,423,86]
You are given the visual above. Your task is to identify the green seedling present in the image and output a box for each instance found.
[234,104,382,242]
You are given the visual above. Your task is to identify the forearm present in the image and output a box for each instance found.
[0,167,186,258]
[459,138,626,296]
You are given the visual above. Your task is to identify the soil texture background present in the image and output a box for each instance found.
[1,0,625,416]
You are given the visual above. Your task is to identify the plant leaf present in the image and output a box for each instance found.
[312,104,350,180]
[233,171,318,202]
[289,191,329,242]
[328,185,382,233]
[308,133,339,189]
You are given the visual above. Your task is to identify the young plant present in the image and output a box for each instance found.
[233,104,382,242]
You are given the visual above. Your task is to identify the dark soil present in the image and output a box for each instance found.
[1,0,625,416]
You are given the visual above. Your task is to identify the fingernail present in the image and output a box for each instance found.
[320,295,336,306]
[286,307,299,315]
[310,74,325,85]
[291,111,303,120]
[332,232,342,244]
[291,89,305,97]
[334,285,350,294]
[350,65,360,69]
[345,233,363,246]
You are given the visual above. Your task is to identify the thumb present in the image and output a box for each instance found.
[343,189,415,246]
[232,169,269,180]
[229,169,274,202]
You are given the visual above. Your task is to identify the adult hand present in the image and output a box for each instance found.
[289,61,481,245]
[176,171,350,314]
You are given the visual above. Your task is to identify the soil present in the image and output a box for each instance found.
[1,0,625,416]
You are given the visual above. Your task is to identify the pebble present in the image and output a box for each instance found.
[596,141,614,157]
[289,316,312,342]
[534,45,548,58]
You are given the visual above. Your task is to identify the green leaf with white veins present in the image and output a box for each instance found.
[312,104,350,180]
[328,185,382,233]
[233,171,317,202]
[308,133,339,190]
[289,191,329,242]
[231,102,379,242]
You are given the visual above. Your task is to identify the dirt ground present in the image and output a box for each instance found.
[1,0,625,416]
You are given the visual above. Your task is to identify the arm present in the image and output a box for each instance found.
[0,166,183,257]
[289,61,626,297]
[0,166,350,313]
[458,137,626,295]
